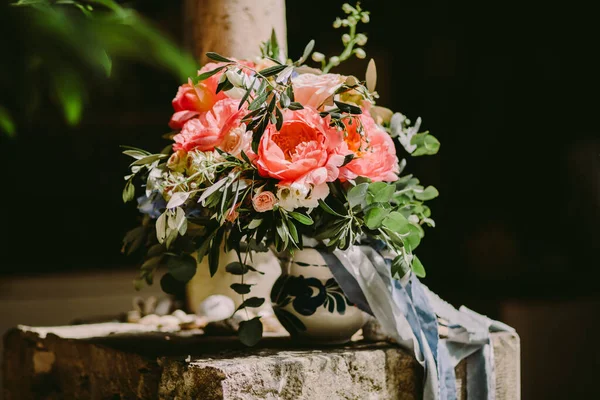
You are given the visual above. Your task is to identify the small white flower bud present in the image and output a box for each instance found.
[225,70,244,87]
[329,56,341,66]
[356,33,368,46]
[333,18,342,28]
[354,48,366,59]
[341,19,349,27]
[361,13,370,23]
[342,3,353,13]
[311,52,325,62]
[342,34,351,44]
[347,15,357,25]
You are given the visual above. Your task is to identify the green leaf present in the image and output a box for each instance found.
[238,317,263,346]
[198,178,228,205]
[404,224,422,251]
[334,101,362,115]
[237,297,265,311]
[230,283,253,295]
[288,211,314,225]
[166,192,190,209]
[368,182,395,204]
[341,153,354,166]
[224,261,263,275]
[383,211,410,233]
[167,254,197,282]
[238,77,257,109]
[208,229,223,277]
[391,255,411,278]
[415,186,439,201]
[160,273,185,295]
[347,182,369,209]
[156,213,167,244]
[287,102,304,110]
[122,179,135,203]
[275,106,284,130]
[205,52,233,62]
[287,219,299,243]
[0,106,16,137]
[412,255,426,278]
[318,200,346,218]
[130,153,167,167]
[279,92,291,108]
[411,133,441,156]
[364,206,390,229]
[296,39,315,65]
[194,65,226,83]
[259,64,288,77]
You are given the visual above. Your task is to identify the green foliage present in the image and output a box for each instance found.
[238,317,263,347]
[3,0,197,136]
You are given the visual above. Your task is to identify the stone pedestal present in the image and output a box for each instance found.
[2,323,520,399]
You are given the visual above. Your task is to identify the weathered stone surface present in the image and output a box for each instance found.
[2,323,519,400]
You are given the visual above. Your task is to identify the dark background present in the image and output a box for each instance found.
[1,1,598,398]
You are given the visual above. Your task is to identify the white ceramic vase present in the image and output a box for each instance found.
[270,248,367,344]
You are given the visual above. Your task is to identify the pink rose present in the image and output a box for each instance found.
[252,191,277,212]
[255,108,344,185]
[292,73,345,110]
[172,98,245,152]
[339,113,400,182]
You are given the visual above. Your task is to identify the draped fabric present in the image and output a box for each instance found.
[318,245,516,400]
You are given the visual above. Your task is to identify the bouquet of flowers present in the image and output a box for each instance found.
[122,3,439,343]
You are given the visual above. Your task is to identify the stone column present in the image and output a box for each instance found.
[184,0,287,65]
[182,0,287,313]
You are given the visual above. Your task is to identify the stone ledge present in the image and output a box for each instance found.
[2,323,519,399]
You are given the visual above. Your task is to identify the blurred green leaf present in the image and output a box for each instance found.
[0,106,16,138]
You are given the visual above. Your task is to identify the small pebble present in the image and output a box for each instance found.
[126,310,141,323]
[197,295,235,322]
[139,314,161,325]
[157,315,180,327]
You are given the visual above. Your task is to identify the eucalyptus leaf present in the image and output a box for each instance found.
[411,133,441,156]
[167,254,197,282]
[160,273,185,295]
[347,182,369,209]
[230,283,253,295]
[383,211,410,234]
[412,255,426,278]
[238,317,263,347]
[236,297,265,311]
[364,206,390,229]
[415,186,439,201]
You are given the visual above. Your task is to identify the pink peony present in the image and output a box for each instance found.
[252,191,277,212]
[292,73,345,110]
[169,63,228,129]
[169,61,255,130]
[255,108,344,185]
[172,98,245,152]
[339,113,400,182]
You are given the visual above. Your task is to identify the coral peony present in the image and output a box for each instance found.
[255,108,344,186]
[172,98,245,152]
[339,113,399,182]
